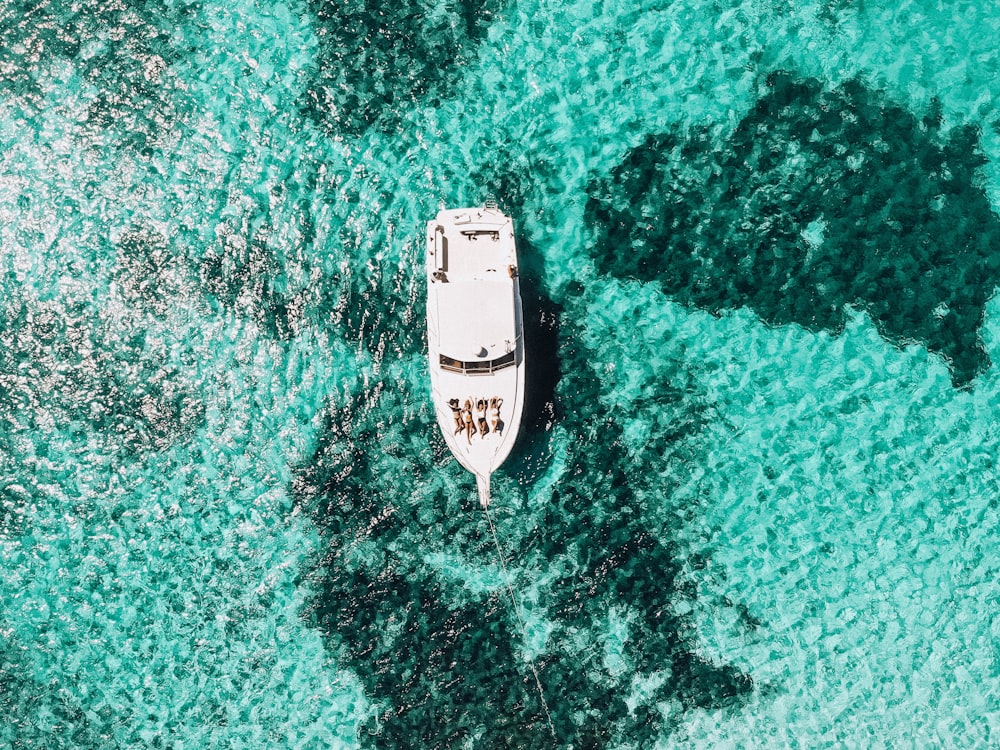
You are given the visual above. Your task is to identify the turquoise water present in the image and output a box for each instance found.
[3,0,1000,746]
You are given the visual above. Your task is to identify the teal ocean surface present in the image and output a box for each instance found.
[3,0,1000,746]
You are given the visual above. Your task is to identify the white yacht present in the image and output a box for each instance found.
[426,205,525,507]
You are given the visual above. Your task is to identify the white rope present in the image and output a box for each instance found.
[483,502,557,740]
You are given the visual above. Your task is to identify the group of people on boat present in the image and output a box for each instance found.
[448,397,504,443]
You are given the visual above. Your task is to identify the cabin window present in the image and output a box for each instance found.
[439,350,516,374]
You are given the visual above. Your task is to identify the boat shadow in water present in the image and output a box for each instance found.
[515,256,563,432]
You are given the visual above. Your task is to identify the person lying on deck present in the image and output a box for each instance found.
[462,399,476,444]
[448,398,463,435]
[489,396,504,435]
[476,399,490,438]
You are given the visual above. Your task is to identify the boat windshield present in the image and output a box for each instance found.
[439,350,516,375]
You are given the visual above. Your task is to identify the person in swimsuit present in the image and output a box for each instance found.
[476,399,490,438]
[489,396,504,435]
[448,398,463,435]
[461,399,476,444]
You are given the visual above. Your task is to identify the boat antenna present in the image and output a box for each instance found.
[482,501,558,740]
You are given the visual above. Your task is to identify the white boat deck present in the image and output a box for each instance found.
[426,206,525,505]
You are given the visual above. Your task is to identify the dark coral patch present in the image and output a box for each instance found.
[295,387,554,747]
[0,290,204,458]
[525,302,753,742]
[588,73,1000,386]
[294,289,753,747]
[0,634,106,749]
[116,228,200,317]
[321,241,426,359]
[0,0,199,150]
[303,0,501,137]
[198,221,310,342]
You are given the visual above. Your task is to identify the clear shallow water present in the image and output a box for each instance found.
[2,0,1000,747]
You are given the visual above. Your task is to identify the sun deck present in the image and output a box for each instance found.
[433,279,518,366]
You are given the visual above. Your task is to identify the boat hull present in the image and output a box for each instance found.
[426,206,525,505]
